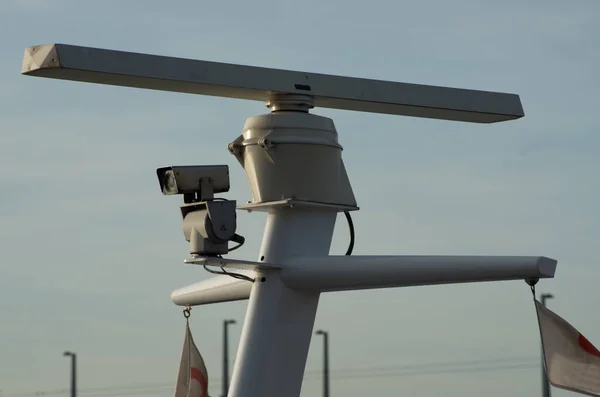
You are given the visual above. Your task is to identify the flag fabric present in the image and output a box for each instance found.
[174,323,209,397]
[535,300,600,396]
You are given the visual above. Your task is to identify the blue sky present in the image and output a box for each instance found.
[1,0,599,396]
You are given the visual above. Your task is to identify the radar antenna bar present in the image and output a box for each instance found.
[22,43,523,123]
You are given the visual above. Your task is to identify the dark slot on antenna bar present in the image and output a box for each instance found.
[294,84,311,91]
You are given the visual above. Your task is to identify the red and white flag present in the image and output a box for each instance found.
[535,300,600,396]
[174,323,209,397]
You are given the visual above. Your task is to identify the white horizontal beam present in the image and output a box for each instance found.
[171,276,252,306]
[22,44,524,123]
[171,255,556,306]
[280,255,556,291]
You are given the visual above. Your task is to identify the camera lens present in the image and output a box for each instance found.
[162,170,178,194]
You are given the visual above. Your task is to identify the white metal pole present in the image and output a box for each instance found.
[228,208,337,397]
[540,293,554,397]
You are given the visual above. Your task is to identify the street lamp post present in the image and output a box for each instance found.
[223,319,236,397]
[315,330,329,397]
[540,293,554,397]
[63,351,76,397]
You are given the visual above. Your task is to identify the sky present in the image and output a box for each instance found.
[1,0,599,396]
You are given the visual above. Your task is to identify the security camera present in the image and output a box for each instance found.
[156,165,230,203]
[156,164,244,257]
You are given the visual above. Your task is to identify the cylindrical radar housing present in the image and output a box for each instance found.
[229,112,356,207]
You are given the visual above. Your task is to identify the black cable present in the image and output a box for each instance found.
[202,264,224,276]
[344,211,355,255]
[202,264,254,283]
[221,266,254,282]
[196,234,250,281]
[228,233,245,253]
[228,242,244,252]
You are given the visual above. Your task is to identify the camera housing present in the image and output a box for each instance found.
[157,165,230,203]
